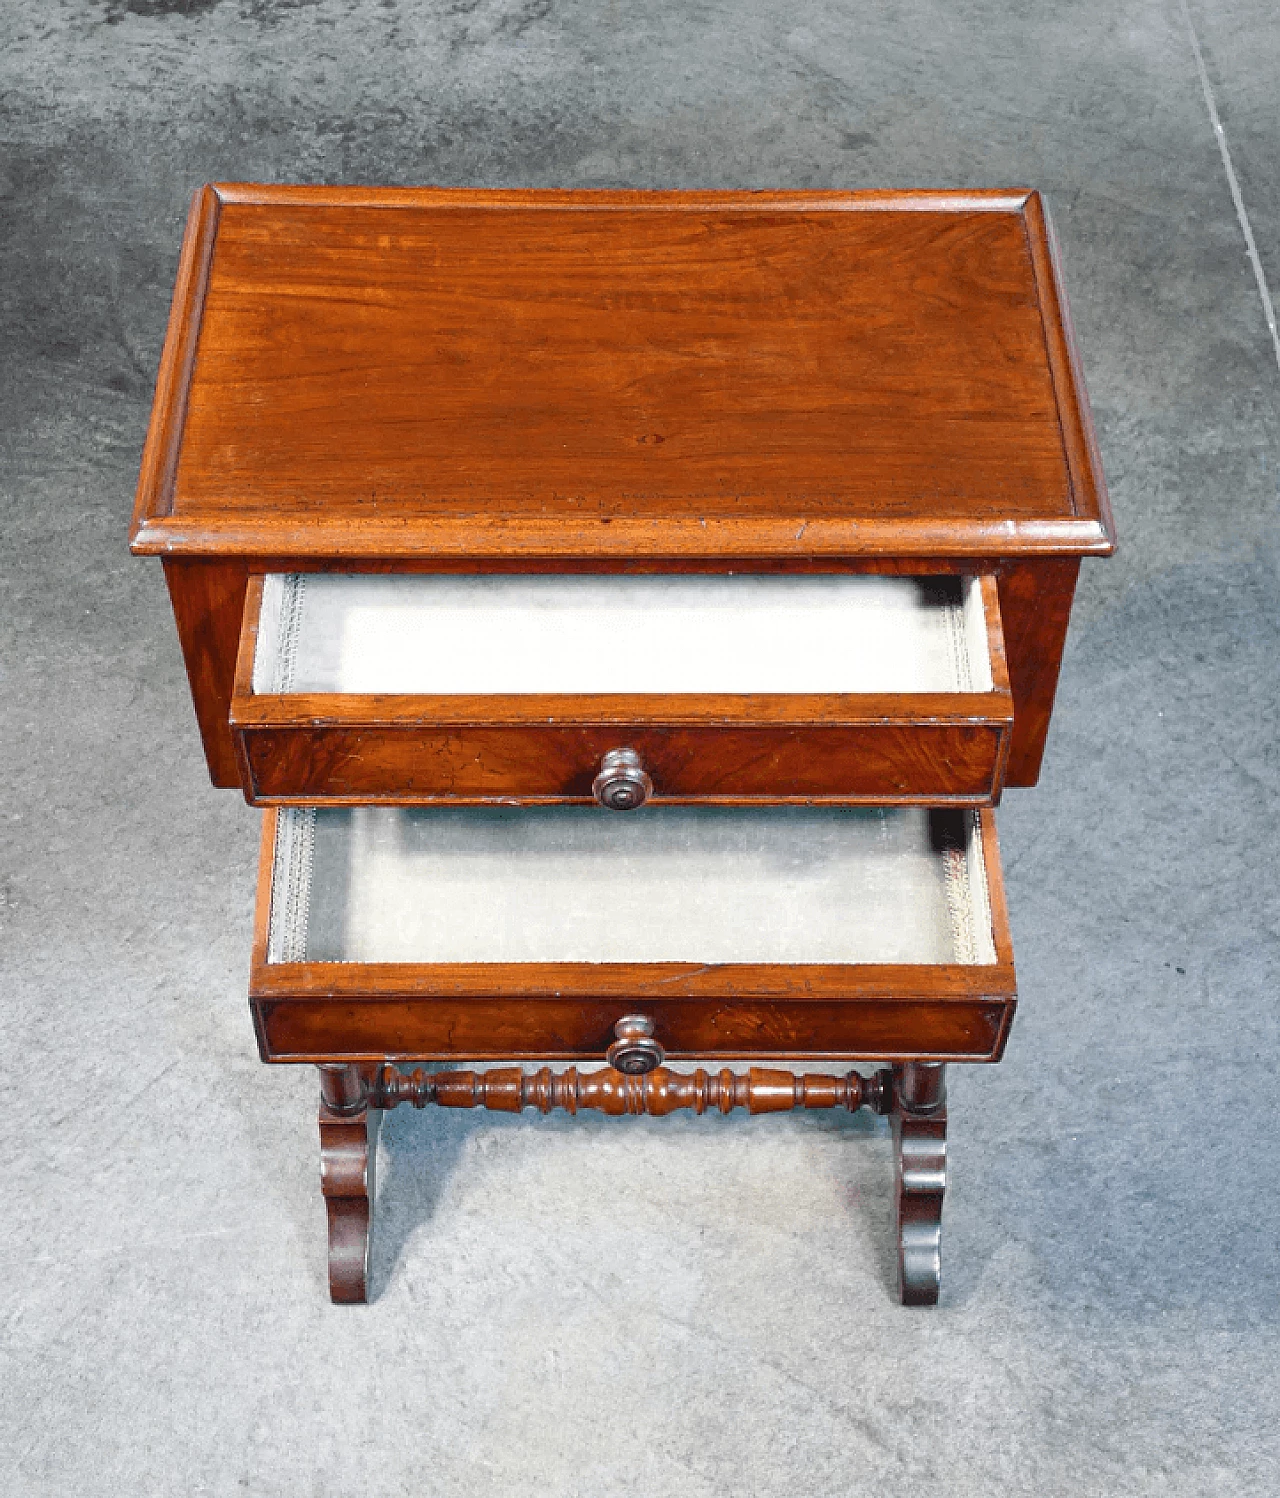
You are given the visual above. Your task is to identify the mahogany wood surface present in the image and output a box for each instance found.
[259,996,1013,1065]
[374,1061,895,1116]
[235,722,1011,807]
[318,1092,379,1304]
[133,185,1112,792]
[162,557,249,787]
[131,186,1112,550]
[892,1061,948,1306]
[996,557,1080,784]
[133,184,221,528]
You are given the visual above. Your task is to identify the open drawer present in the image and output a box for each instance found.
[250,804,1017,1064]
[231,573,1014,806]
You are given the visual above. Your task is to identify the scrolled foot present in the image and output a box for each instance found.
[318,1065,381,1304]
[892,1063,947,1307]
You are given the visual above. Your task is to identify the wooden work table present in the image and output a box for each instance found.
[132,185,1112,1303]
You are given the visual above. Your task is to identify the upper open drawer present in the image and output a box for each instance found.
[229,572,1013,806]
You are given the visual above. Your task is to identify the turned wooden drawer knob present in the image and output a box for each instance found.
[606,1014,665,1075]
[592,747,653,811]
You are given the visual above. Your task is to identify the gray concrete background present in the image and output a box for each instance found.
[2,2,1277,1493]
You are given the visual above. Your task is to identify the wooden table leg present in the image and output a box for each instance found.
[892,1062,947,1307]
[318,1065,381,1304]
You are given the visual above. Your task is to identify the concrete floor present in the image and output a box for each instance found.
[2,1,1278,1493]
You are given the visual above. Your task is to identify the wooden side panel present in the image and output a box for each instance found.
[131,185,221,530]
[1022,191,1115,542]
[163,557,251,787]
[997,557,1079,785]
[255,995,1014,1064]
[236,720,1009,805]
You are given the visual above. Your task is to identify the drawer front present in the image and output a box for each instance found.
[237,720,1008,804]
[251,805,1017,1064]
[231,572,1014,805]
[254,994,1015,1064]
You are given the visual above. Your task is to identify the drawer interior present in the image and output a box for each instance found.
[266,805,999,967]
[252,573,997,697]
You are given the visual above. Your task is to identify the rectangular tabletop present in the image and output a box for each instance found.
[131,185,1112,560]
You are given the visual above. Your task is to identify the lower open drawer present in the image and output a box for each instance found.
[251,804,1017,1063]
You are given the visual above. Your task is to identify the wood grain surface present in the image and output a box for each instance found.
[259,995,1014,1064]
[132,185,1112,551]
[318,1090,379,1304]
[234,721,1011,805]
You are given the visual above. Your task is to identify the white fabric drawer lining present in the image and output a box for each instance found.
[267,806,997,968]
[253,573,993,697]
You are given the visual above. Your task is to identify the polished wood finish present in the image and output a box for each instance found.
[892,1062,948,1306]
[373,1060,895,1116]
[262,995,1013,1066]
[1021,192,1112,546]
[996,558,1079,785]
[133,183,221,527]
[318,1065,381,1304]
[163,557,250,787]
[237,718,1013,807]
[604,1013,666,1073]
[133,187,1111,546]
[230,573,1014,806]
[132,185,1112,792]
